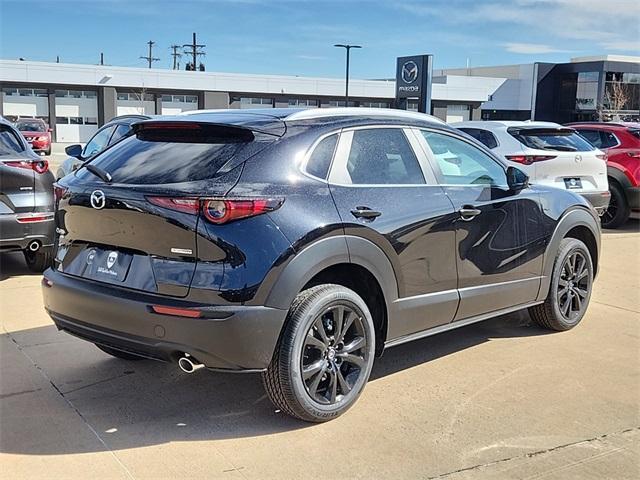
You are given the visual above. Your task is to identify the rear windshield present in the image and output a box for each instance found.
[508,127,595,152]
[76,123,263,185]
[16,120,46,132]
[0,125,25,156]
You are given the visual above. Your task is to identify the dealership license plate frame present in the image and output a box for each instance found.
[564,177,583,190]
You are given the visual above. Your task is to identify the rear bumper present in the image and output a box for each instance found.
[625,186,640,211]
[0,214,55,251]
[42,268,287,371]
[579,191,611,214]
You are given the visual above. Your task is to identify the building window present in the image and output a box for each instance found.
[84,117,98,125]
[239,97,273,108]
[288,99,318,107]
[360,101,390,108]
[117,92,154,102]
[576,72,599,111]
[407,99,418,112]
[55,117,69,124]
[69,117,84,125]
[323,100,356,108]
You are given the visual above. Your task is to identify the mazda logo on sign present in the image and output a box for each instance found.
[90,190,106,210]
[401,61,419,84]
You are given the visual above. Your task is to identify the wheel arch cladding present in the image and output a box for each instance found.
[537,207,600,302]
[264,235,398,354]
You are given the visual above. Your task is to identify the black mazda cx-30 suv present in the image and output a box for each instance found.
[44,108,600,422]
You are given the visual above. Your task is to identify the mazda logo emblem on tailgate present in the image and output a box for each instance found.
[90,190,105,209]
[574,155,582,163]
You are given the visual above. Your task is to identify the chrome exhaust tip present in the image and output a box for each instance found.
[178,355,205,374]
[28,241,40,252]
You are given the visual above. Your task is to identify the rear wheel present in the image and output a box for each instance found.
[96,344,145,361]
[263,284,375,422]
[601,182,629,229]
[529,238,593,331]
[24,246,53,273]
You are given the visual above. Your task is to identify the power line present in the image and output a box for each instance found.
[140,40,160,69]
[170,44,182,70]
[182,32,206,71]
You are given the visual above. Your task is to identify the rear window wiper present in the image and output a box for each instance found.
[546,145,577,152]
[86,164,112,183]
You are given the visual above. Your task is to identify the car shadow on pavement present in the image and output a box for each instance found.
[602,218,639,235]
[1,308,552,456]
[0,252,40,281]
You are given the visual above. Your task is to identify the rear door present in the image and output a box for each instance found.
[328,126,459,340]
[56,121,279,297]
[418,128,546,320]
[507,127,607,193]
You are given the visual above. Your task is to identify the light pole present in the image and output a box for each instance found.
[334,44,361,105]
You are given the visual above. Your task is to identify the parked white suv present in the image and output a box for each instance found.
[454,121,610,214]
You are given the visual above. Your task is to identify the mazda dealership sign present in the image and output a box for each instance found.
[396,54,433,113]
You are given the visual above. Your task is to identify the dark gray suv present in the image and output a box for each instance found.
[0,116,55,271]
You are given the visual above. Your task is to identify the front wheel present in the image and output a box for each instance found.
[262,284,376,422]
[529,238,594,331]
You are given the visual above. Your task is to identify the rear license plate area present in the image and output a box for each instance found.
[83,248,133,282]
[564,178,582,190]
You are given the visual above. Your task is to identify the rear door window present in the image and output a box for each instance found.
[508,127,595,152]
[83,125,116,157]
[458,128,498,149]
[578,129,619,149]
[108,124,132,145]
[335,128,425,185]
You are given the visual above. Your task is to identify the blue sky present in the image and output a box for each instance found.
[1,0,638,78]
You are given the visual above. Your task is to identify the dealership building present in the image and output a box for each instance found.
[1,54,638,143]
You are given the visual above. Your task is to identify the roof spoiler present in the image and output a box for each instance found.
[132,121,255,143]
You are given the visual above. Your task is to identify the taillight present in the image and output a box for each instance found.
[628,151,640,158]
[202,198,283,224]
[147,196,283,224]
[505,155,556,165]
[4,159,49,174]
[53,184,68,202]
[151,305,201,318]
[16,212,54,223]
[147,196,200,214]
[36,136,49,142]
[596,153,608,161]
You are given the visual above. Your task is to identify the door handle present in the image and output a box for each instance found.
[458,206,482,221]
[351,206,382,220]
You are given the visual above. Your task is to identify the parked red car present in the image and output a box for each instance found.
[15,118,52,156]
[569,122,640,228]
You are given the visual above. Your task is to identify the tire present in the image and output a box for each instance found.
[601,182,629,229]
[262,284,376,422]
[529,238,594,331]
[45,147,51,156]
[24,246,53,273]
[96,344,145,361]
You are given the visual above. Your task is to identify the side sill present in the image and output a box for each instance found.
[383,300,544,349]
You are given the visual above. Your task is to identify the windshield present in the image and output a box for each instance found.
[0,126,26,157]
[508,128,595,152]
[16,121,46,132]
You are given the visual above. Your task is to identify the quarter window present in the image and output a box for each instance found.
[343,128,425,185]
[458,128,499,149]
[306,134,338,180]
[421,131,507,186]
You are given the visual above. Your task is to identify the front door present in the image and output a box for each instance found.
[328,126,459,340]
[417,129,547,320]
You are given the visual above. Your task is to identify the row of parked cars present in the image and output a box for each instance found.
[1,112,638,275]
[1,107,635,422]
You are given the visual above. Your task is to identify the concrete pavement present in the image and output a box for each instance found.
[1,221,638,479]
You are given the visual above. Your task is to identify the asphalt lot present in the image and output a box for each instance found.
[1,211,638,478]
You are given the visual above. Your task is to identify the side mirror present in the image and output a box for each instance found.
[506,166,529,192]
[65,144,83,159]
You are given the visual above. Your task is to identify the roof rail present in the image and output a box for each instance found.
[285,107,446,124]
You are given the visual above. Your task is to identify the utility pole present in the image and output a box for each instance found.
[100,52,104,65]
[183,32,206,71]
[334,44,362,104]
[170,45,182,70]
[56,55,60,63]
[140,40,160,68]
